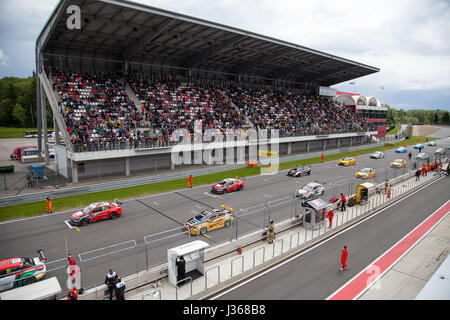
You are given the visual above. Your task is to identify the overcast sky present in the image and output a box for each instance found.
[0,0,449,110]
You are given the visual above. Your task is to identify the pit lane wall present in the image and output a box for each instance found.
[76,169,442,300]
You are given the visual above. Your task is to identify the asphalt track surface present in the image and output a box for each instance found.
[0,143,448,291]
[214,176,450,300]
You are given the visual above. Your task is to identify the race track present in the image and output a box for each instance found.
[0,140,448,292]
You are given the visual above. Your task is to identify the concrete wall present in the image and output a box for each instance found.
[66,133,376,180]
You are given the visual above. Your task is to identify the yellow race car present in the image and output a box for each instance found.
[391,159,407,168]
[355,168,376,179]
[184,207,234,235]
[338,157,356,166]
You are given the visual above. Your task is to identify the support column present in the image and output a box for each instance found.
[337,138,341,149]
[54,116,60,145]
[350,137,353,147]
[287,142,292,155]
[71,160,78,184]
[170,156,175,170]
[323,139,326,151]
[125,157,130,176]
[41,83,49,166]
[306,141,310,153]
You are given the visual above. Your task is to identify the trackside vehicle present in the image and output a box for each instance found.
[10,144,37,160]
[0,250,47,292]
[70,200,122,226]
[184,207,233,235]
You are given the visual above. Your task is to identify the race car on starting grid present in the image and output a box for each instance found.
[338,157,356,166]
[295,182,325,201]
[355,168,376,179]
[70,200,123,226]
[390,159,407,168]
[184,207,234,235]
[287,165,311,178]
[0,250,47,292]
[211,178,244,194]
[370,151,385,159]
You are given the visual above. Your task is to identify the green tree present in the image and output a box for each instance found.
[443,111,450,124]
[433,112,439,124]
[12,103,26,127]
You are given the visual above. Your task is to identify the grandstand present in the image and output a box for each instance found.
[35,0,380,182]
[336,92,388,137]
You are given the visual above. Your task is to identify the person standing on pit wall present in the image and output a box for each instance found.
[326,209,334,228]
[67,254,77,280]
[115,277,126,300]
[340,193,346,212]
[104,269,118,300]
[384,180,389,194]
[46,196,53,214]
[267,220,275,244]
[387,185,392,199]
[176,255,186,286]
[415,169,421,181]
[340,246,349,271]
[422,165,426,177]
[188,175,193,188]
[321,154,324,164]
[67,287,78,300]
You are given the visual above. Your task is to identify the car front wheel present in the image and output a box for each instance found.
[110,212,118,220]
[81,219,89,226]
[200,227,207,234]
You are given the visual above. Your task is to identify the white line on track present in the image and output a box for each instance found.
[64,220,74,229]
[209,176,445,300]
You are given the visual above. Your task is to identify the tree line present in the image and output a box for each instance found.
[386,105,449,126]
[0,74,51,128]
[0,74,448,128]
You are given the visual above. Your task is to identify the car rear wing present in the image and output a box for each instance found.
[37,249,47,262]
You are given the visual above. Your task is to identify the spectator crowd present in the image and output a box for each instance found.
[51,70,376,151]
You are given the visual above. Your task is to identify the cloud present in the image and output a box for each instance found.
[0,0,449,110]
[0,49,9,66]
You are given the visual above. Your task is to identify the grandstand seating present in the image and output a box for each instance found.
[52,69,144,151]
[128,74,245,141]
[226,86,373,137]
[51,70,376,151]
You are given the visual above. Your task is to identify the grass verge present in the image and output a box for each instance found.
[0,136,436,222]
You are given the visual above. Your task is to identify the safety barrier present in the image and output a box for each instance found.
[231,256,245,278]
[176,277,193,300]
[204,266,220,290]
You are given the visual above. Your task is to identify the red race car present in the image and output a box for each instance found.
[211,178,244,194]
[70,200,122,226]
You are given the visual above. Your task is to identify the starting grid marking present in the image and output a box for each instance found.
[64,220,80,232]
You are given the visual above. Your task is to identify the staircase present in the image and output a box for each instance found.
[38,72,73,151]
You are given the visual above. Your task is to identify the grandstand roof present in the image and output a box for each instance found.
[37,0,380,86]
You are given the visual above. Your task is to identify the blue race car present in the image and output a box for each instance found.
[395,147,408,153]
